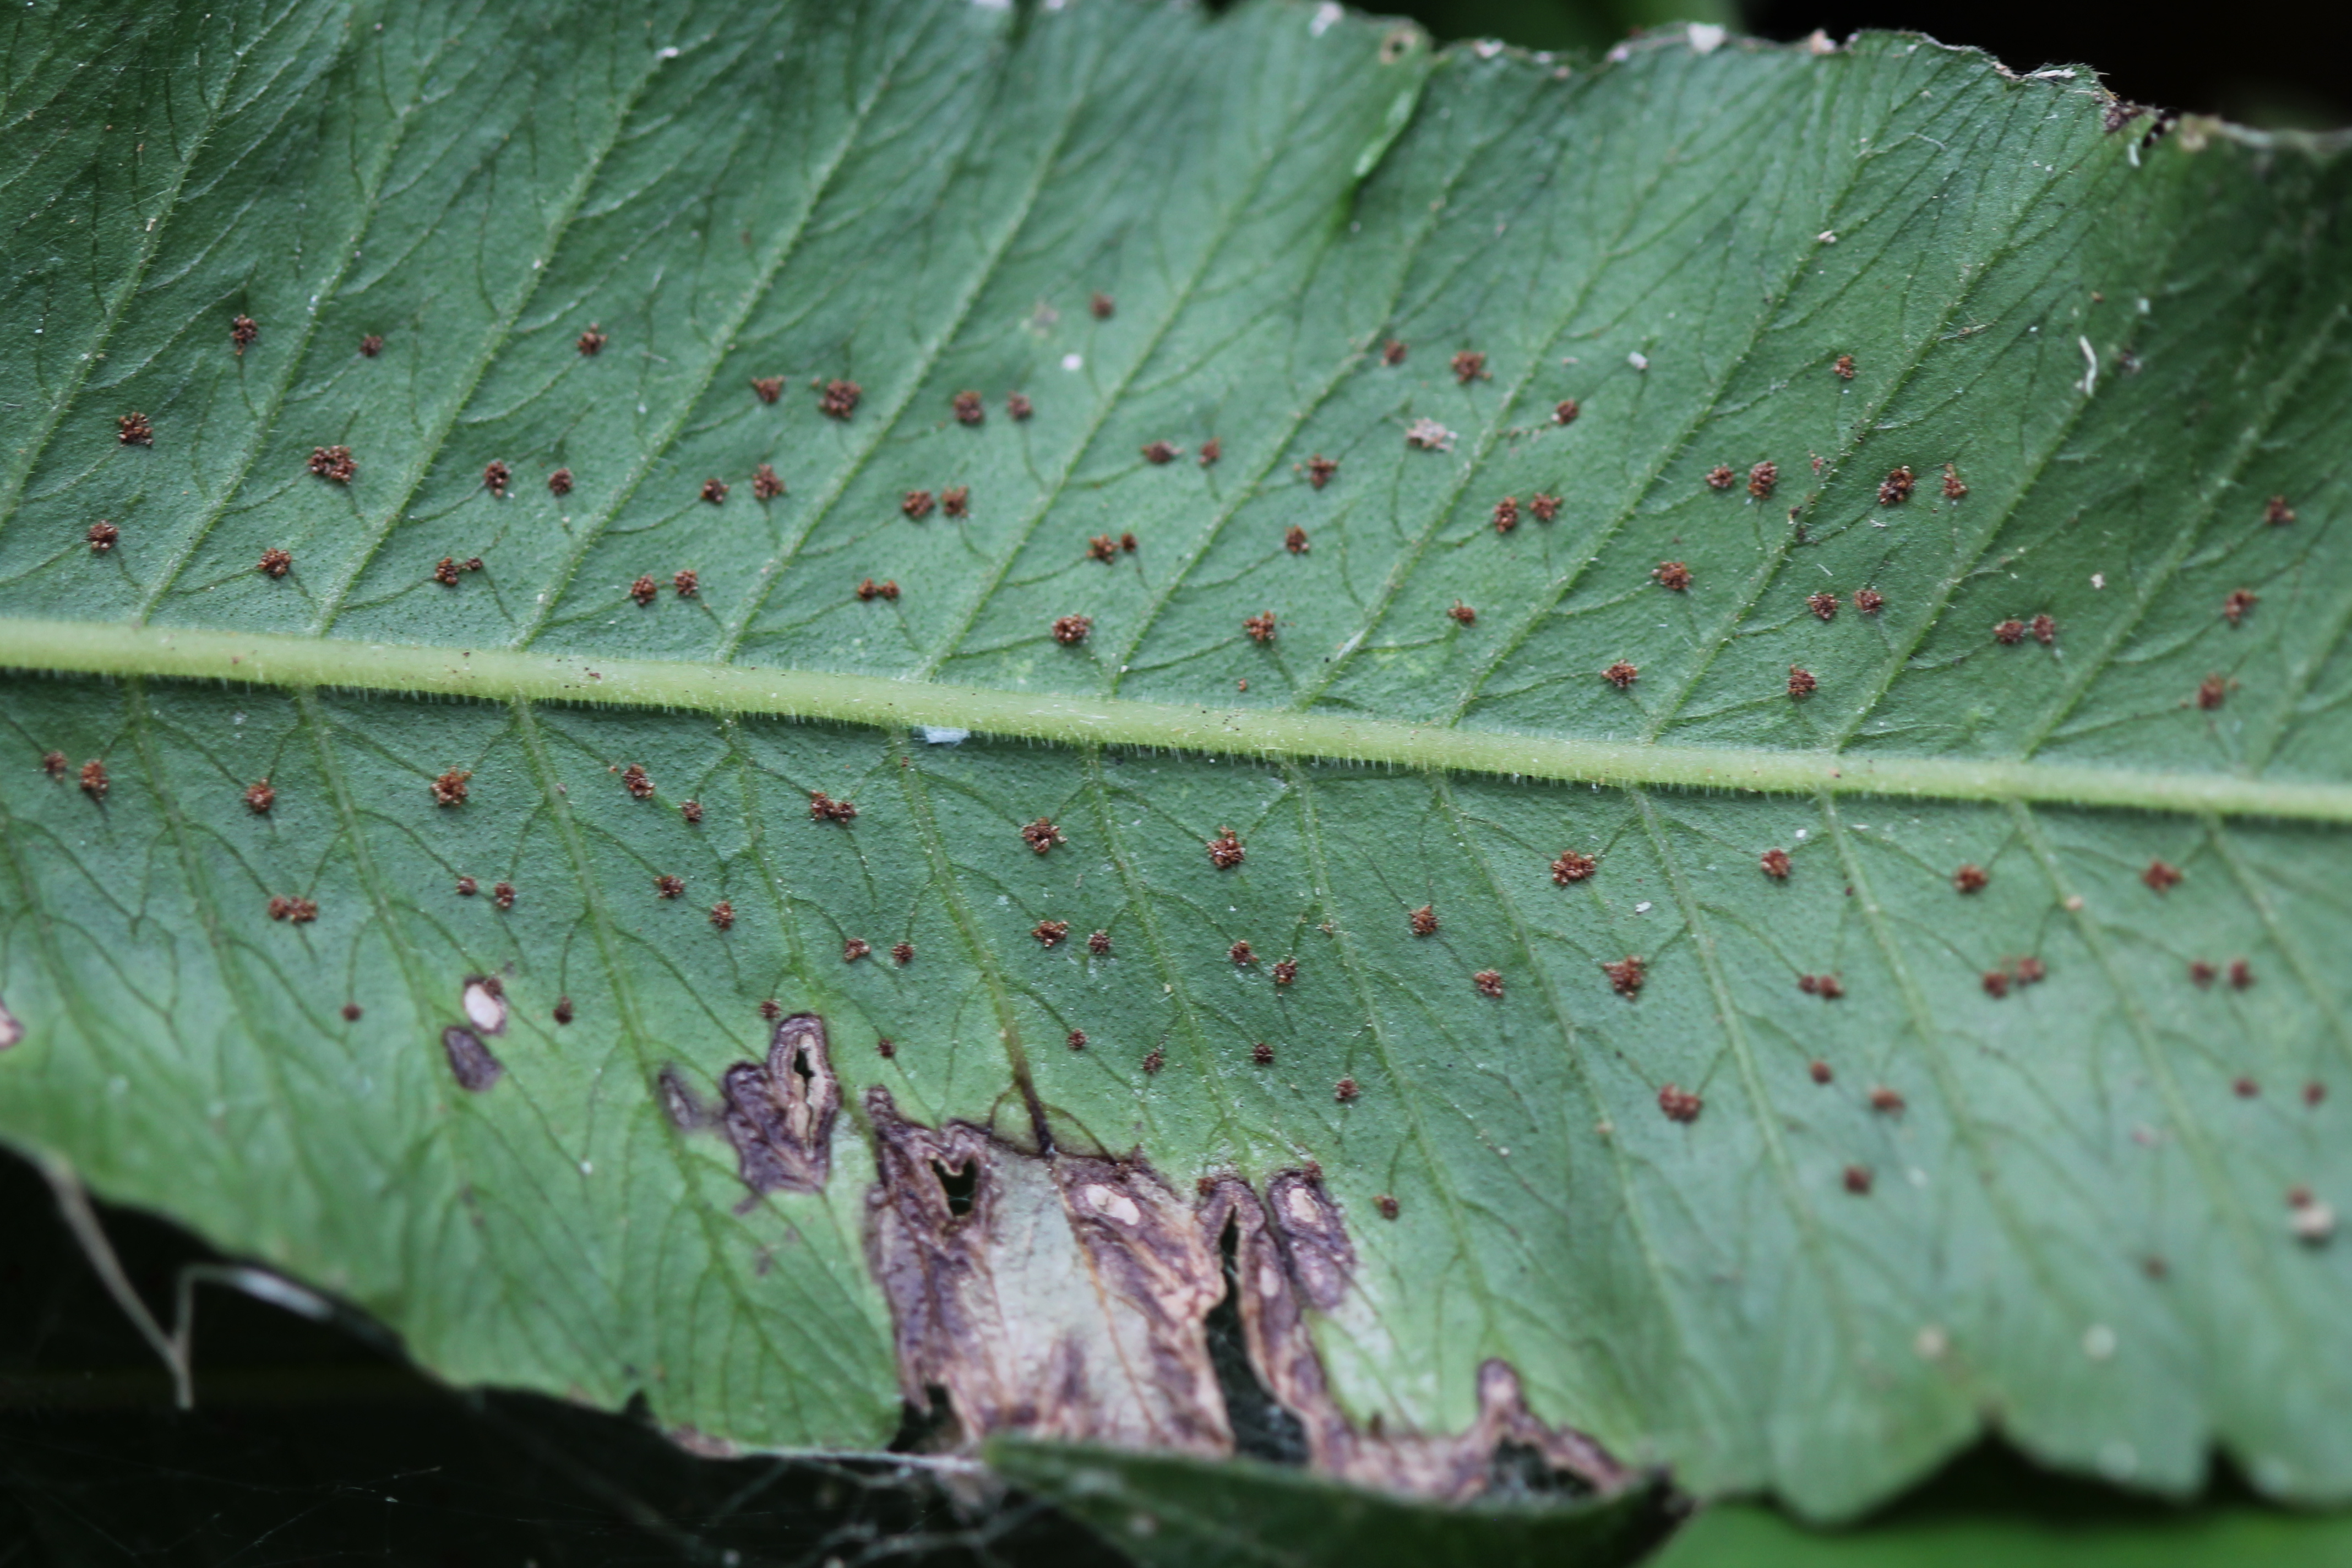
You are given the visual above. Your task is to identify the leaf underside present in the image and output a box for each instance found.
[2,0,2350,1526]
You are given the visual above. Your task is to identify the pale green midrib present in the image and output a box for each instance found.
[4,617,2348,822]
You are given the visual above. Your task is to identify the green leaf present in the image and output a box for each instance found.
[3,0,2351,1532]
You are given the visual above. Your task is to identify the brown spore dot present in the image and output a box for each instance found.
[1748,461,1778,499]
[952,390,984,426]
[1375,1193,1400,1219]
[941,485,969,519]
[1408,904,1439,937]
[342,1001,363,1021]
[1854,587,1885,614]
[1787,665,1817,699]
[1833,353,1856,380]
[482,460,510,497]
[655,874,685,900]
[231,314,258,354]
[1120,532,1138,552]
[1941,463,1967,500]
[494,881,515,911]
[855,577,899,602]
[432,556,462,587]
[1554,398,1580,425]
[709,900,735,931]
[1604,660,1640,689]
[819,379,861,420]
[2030,613,2057,645]
[2265,495,2296,527]
[1552,850,1598,884]
[2305,1082,2326,1107]
[2190,959,2218,988]
[1804,974,1845,1000]
[87,520,119,553]
[1199,438,1221,466]
[359,334,384,357]
[760,999,783,1021]
[117,411,154,446]
[1525,492,1561,524]
[576,327,607,356]
[1087,930,1112,956]
[1877,466,1915,506]
[548,467,575,497]
[1994,618,2028,646]
[1229,940,1256,966]
[2229,958,2255,990]
[1022,818,1066,855]
[891,941,914,966]
[1491,495,1520,532]
[1983,968,2011,999]
[1066,1029,1087,1051]
[456,875,478,897]
[41,751,67,779]
[621,764,655,800]
[2196,674,2229,711]
[244,780,274,814]
[1382,339,1408,365]
[1334,1076,1360,1102]
[2235,1076,2259,1098]
[901,488,934,520]
[750,376,783,404]
[1032,919,1070,949]
[695,477,727,506]
[1809,1059,1833,1085]
[1657,1085,1702,1123]
[1603,956,1646,997]
[1451,350,1487,383]
[808,790,857,823]
[843,937,871,962]
[1142,440,1179,466]
[752,464,784,500]
[1253,1041,1275,1065]
[672,568,699,598]
[1448,601,1476,626]
[1051,613,1093,645]
[1807,591,1839,622]
[1653,560,1691,592]
[1243,611,1277,643]
[1205,827,1245,869]
[1705,465,1736,492]
[1272,957,1298,986]
[308,445,357,484]
[1006,391,1033,420]
[1843,1164,1874,1195]
[1760,847,1792,879]
[677,798,704,827]
[1142,1048,1166,1075]
[431,768,471,808]
[2143,859,2184,893]
[1953,863,1988,894]
[257,547,292,578]
[1473,968,1504,998]
[1088,534,1118,563]
[1284,525,1310,554]
[1306,454,1338,489]
[275,895,318,923]
[876,1038,896,1060]
[1868,1086,1905,1114]
[2223,588,2258,625]
[1090,291,1115,319]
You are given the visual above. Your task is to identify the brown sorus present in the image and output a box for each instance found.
[630,574,658,606]
[808,790,857,824]
[709,900,735,931]
[876,1038,896,1060]
[1091,292,1115,319]
[1383,340,1408,366]
[2229,958,2255,990]
[1653,560,1691,592]
[2144,859,2184,892]
[431,768,471,808]
[1941,464,1967,500]
[118,411,154,446]
[1086,929,1112,956]
[2265,495,2296,527]
[1229,940,1256,966]
[952,390,984,426]
[1408,905,1439,937]
[308,445,356,484]
[268,895,318,923]
[1953,863,1988,894]
[1205,827,1244,869]
[1809,1059,1833,1085]
[2197,674,2229,711]
[1657,1085,1701,1123]
[360,334,384,357]
[548,467,575,496]
[257,547,292,578]
[1749,461,1778,499]
[1022,818,1066,855]
[621,764,655,800]
[1199,438,1221,466]
[672,568,698,598]
[1142,1048,1167,1075]
[1603,956,1645,997]
[1305,454,1338,490]
[2015,956,2046,985]
[1554,399,1580,425]
[343,1002,363,1021]
[1798,973,1843,998]
[752,464,784,500]
[87,521,118,553]
[842,937,871,961]
[2224,588,2258,625]
[1994,618,2027,645]
[760,1000,783,1021]
[1273,957,1297,986]
[2235,1076,2258,1098]
[41,751,66,779]
[750,376,783,404]
[1006,391,1033,420]
[1808,591,1839,621]
[1449,601,1476,625]
[1051,613,1092,645]
[1088,534,1118,563]
[1761,847,1792,879]
[1375,1193,1400,1219]
[231,314,258,354]
[856,578,900,601]
[1120,531,1137,552]
[2190,960,2219,987]
[244,780,275,814]
[1066,1029,1087,1050]
[1551,850,1598,884]
[1243,611,1277,643]
[1787,665,1817,698]
[892,942,914,965]
[1033,919,1069,948]
[819,379,861,419]
[1284,525,1310,554]
[2306,1082,2326,1107]
[1142,440,1179,465]
[1843,1165,1874,1195]
[482,460,510,497]
[1335,1076,1360,1102]
[1869,1086,1905,1113]
[901,488,934,519]
[1451,350,1487,383]
[2030,613,2056,645]
[1604,660,1640,689]
[941,485,968,519]
[577,327,607,356]
[1529,492,1561,523]
[1983,968,2011,999]
[699,477,728,505]
[433,556,462,587]
[1854,587,1885,614]
[1833,353,1856,380]
[1253,1041,1276,1064]
[494,881,515,911]
[1473,968,1504,998]
[78,759,108,801]
[681,799,704,824]
[1705,465,1736,491]
[1492,495,1520,532]
[1879,466,1915,505]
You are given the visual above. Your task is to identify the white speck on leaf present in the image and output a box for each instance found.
[1687,23,1725,53]
[1309,1,1341,34]
[2083,1324,2117,1360]
[1626,351,1649,371]
[1061,353,1082,371]
[2077,335,2099,397]
[919,726,969,746]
